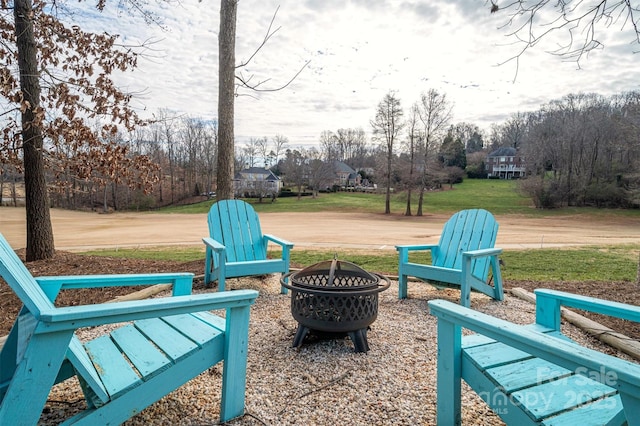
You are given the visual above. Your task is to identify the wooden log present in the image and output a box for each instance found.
[107,283,173,303]
[510,287,640,362]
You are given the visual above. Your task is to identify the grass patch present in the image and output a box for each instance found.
[82,244,640,283]
[155,179,640,221]
[157,180,535,215]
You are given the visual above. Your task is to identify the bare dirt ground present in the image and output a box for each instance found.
[2,206,640,251]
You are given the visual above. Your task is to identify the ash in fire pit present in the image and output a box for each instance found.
[280,257,390,353]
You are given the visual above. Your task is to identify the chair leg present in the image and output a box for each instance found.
[398,274,408,299]
[220,305,252,422]
[280,272,289,295]
[397,250,409,299]
[204,249,212,286]
[0,331,71,425]
[436,319,462,425]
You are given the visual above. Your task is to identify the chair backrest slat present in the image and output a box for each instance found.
[434,209,498,279]
[0,233,54,318]
[208,200,266,263]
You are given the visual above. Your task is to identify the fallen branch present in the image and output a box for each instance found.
[510,287,640,362]
[277,369,353,415]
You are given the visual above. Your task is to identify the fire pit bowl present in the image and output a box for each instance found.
[280,257,390,353]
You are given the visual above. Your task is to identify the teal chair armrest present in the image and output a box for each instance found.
[264,234,294,249]
[396,244,439,253]
[203,236,226,253]
[535,288,640,331]
[36,273,194,301]
[37,289,259,332]
[462,247,503,258]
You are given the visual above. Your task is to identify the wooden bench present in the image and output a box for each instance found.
[396,209,503,307]
[428,289,640,425]
[0,232,259,425]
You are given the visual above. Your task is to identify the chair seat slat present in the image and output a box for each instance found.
[84,335,142,399]
[110,324,171,379]
[134,318,199,362]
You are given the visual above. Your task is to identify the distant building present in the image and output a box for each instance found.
[234,167,282,197]
[331,161,361,188]
[486,147,525,179]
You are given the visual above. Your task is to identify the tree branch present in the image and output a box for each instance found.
[491,0,640,79]
[235,5,309,94]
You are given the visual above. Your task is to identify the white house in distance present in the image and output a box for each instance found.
[486,147,526,179]
[233,167,282,197]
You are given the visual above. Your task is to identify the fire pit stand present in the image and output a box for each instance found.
[280,257,390,353]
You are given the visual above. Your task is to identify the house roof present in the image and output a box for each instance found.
[488,147,518,157]
[234,167,280,181]
[332,161,356,174]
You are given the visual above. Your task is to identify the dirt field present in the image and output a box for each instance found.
[2,207,640,251]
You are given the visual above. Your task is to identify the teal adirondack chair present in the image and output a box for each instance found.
[429,290,640,425]
[0,232,258,425]
[396,209,503,307]
[203,200,294,293]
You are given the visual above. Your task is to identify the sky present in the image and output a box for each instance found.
[75,0,640,148]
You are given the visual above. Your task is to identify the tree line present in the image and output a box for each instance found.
[4,89,639,215]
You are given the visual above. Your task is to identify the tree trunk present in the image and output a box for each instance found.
[405,188,412,216]
[417,186,425,216]
[385,156,391,214]
[216,0,238,200]
[15,0,55,260]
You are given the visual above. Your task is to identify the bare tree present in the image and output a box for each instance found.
[319,131,341,161]
[371,91,404,215]
[520,91,640,208]
[216,3,307,200]
[306,147,335,198]
[280,148,306,199]
[491,1,640,77]
[255,137,270,167]
[242,137,261,168]
[402,104,422,216]
[501,112,528,150]
[272,134,289,166]
[416,89,452,216]
[202,121,219,195]
[451,122,484,153]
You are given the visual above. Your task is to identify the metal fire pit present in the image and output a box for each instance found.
[280,257,390,353]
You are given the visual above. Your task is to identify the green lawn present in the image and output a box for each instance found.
[84,243,640,283]
[158,179,639,220]
[93,179,639,283]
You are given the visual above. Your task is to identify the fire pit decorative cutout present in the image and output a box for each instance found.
[280,257,390,353]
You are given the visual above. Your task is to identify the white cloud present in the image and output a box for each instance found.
[74,0,640,148]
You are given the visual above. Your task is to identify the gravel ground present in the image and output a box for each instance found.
[39,275,633,426]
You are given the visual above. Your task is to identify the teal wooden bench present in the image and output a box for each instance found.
[204,199,294,293]
[0,232,259,425]
[429,289,640,425]
[396,209,503,307]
